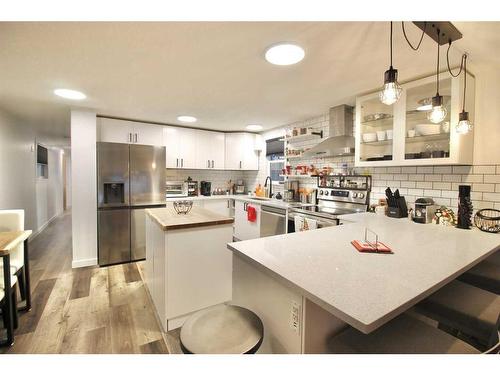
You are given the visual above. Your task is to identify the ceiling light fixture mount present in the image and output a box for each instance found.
[177,115,197,123]
[54,88,86,100]
[379,22,402,106]
[246,124,263,131]
[265,43,305,66]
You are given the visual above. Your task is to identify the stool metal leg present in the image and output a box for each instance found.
[19,238,31,311]
[1,253,14,347]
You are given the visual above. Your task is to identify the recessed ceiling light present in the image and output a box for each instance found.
[177,115,197,123]
[265,43,305,65]
[54,89,86,100]
[246,124,263,131]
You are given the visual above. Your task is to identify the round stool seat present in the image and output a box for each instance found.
[180,305,264,354]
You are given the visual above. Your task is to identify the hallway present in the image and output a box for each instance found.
[1,211,170,354]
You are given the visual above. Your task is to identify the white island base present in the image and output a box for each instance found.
[145,207,234,332]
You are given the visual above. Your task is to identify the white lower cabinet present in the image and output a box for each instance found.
[234,200,261,240]
[203,199,231,216]
[145,214,233,332]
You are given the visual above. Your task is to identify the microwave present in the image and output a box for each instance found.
[166,181,188,198]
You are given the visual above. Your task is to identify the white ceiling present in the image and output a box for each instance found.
[0,21,499,138]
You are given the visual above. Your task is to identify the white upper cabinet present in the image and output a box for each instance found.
[225,133,259,171]
[196,130,225,170]
[355,73,475,167]
[97,117,164,146]
[163,126,197,169]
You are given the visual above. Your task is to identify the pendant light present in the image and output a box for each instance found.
[379,22,402,105]
[428,28,448,124]
[456,54,473,134]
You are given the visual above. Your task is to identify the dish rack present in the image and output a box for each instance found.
[474,209,500,233]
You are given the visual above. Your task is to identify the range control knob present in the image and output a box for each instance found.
[324,190,329,196]
[319,190,324,195]
[352,192,358,198]
[358,193,365,199]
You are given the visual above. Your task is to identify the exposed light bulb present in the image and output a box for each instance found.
[379,68,402,105]
[427,95,447,124]
[456,111,473,134]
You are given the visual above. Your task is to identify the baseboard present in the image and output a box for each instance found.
[72,258,98,268]
[30,211,64,241]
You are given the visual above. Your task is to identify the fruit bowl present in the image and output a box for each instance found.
[173,200,193,215]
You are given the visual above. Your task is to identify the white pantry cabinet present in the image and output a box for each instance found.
[234,200,261,240]
[355,73,475,167]
[196,130,225,170]
[163,126,197,169]
[97,117,164,146]
[225,133,259,171]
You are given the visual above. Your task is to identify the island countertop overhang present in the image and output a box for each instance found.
[146,206,234,231]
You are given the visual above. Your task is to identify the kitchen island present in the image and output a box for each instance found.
[145,206,234,332]
[228,213,500,353]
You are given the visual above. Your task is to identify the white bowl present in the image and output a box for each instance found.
[386,129,393,140]
[415,123,441,136]
[376,131,386,141]
[362,133,377,143]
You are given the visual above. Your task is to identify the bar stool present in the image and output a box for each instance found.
[415,279,500,349]
[0,268,19,346]
[0,210,30,310]
[328,314,481,354]
[180,305,264,354]
[458,251,500,295]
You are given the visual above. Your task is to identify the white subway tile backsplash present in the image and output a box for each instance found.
[462,174,483,183]
[433,166,452,174]
[401,181,416,188]
[496,184,500,193]
[473,183,495,192]
[393,174,408,181]
[387,167,401,173]
[423,189,441,198]
[484,175,500,183]
[432,182,451,190]
[409,174,425,181]
[408,188,424,196]
[416,181,433,189]
[441,190,458,199]
[482,193,500,202]
[417,166,434,174]
[474,165,496,174]
[401,167,417,174]
[434,198,451,206]
[453,166,472,174]
[424,174,442,182]
[442,174,462,182]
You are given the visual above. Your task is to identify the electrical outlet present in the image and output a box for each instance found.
[289,300,301,333]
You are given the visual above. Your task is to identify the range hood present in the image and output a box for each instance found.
[303,105,355,158]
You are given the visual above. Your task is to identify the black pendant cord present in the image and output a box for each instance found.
[389,21,393,68]
[462,54,468,112]
[445,41,468,112]
[436,29,440,96]
[402,21,426,51]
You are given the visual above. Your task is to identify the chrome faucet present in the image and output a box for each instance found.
[264,176,273,198]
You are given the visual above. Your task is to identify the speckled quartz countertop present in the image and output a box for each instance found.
[228,212,500,334]
[167,195,302,209]
[147,206,234,231]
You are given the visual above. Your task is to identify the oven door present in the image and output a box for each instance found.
[287,211,339,233]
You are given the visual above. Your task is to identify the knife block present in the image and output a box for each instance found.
[386,197,408,218]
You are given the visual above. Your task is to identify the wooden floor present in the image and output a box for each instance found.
[0,211,172,354]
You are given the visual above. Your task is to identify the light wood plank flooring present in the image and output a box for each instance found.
[0,211,171,354]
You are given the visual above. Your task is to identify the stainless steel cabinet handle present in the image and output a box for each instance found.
[207,160,210,168]
[134,133,138,143]
[211,160,214,168]
[239,161,242,169]
[176,158,179,168]
[128,133,132,143]
[181,158,184,168]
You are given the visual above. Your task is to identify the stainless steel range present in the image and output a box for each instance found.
[288,183,370,232]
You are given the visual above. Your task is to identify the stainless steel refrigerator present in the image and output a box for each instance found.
[97,142,166,266]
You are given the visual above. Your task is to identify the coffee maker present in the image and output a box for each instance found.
[200,181,211,196]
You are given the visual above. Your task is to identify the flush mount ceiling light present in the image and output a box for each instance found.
[264,43,305,65]
[54,88,86,100]
[177,115,197,123]
[379,22,402,105]
[246,124,263,131]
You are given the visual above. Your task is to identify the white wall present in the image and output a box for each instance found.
[65,151,72,208]
[71,110,97,268]
[35,148,65,231]
[0,109,37,231]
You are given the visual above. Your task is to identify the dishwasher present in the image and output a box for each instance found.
[260,205,287,237]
